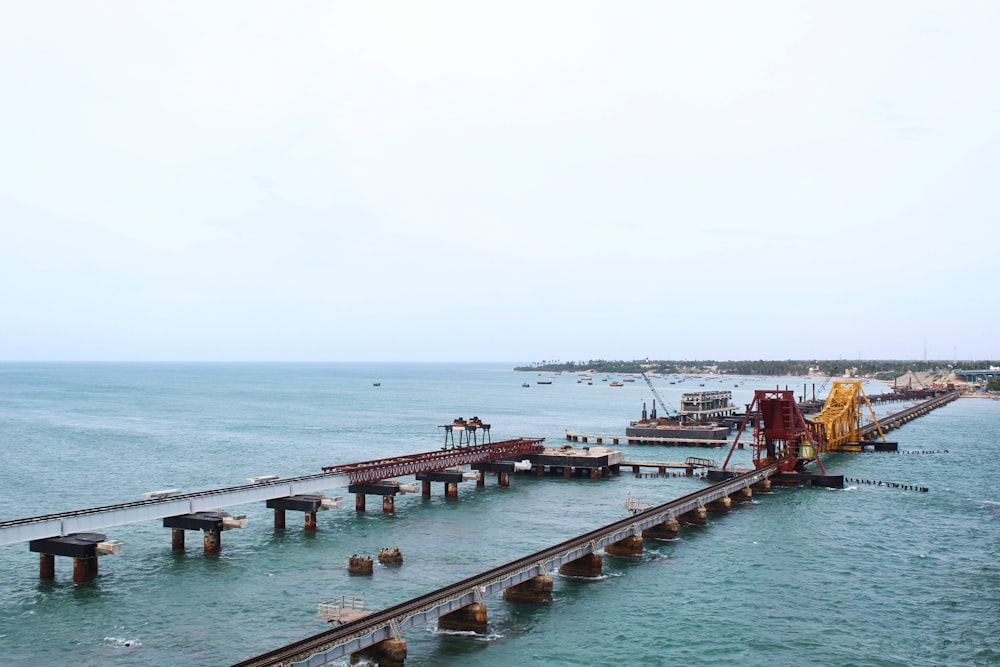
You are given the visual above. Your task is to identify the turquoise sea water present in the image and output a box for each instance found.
[1,363,997,666]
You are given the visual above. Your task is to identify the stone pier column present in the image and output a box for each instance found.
[39,553,55,579]
[680,507,707,525]
[304,511,318,532]
[355,494,366,512]
[731,487,753,503]
[706,496,731,513]
[558,553,603,577]
[203,530,221,554]
[172,527,186,551]
[351,638,407,667]
[274,508,286,530]
[383,496,395,514]
[605,535,643,556]
[503,574,554,603]
[438,602,488,634]
[642,518,680,540]
[499,472,510,487]
[445,483,458,499]
[422,480,432,498]
[477,471,485,487]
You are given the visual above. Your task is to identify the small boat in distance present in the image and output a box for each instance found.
[372,382,381,387]
[522,382,530,387]
[537,380,553,385]
[610,381,624,387]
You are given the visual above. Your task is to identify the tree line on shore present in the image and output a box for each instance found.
[514,359,996,380]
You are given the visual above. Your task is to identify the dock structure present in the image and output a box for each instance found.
[565,430,737,448]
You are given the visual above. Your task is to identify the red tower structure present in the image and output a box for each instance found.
[719,389,841,487]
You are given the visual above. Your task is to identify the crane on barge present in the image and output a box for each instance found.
[641,372,677,420]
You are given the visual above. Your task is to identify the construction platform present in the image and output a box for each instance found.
[565,430,735,448]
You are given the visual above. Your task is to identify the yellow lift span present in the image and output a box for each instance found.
[810,381,886,451]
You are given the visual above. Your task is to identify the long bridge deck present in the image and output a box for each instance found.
[230,465,777,667]
[0,438,544,547]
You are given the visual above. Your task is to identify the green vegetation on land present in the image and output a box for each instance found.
[514,359,995,379]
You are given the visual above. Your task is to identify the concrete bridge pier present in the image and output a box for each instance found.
[349,482,402,514]
[415,471,466,499]
[163,513,228,554]
[605,534,643,556]
[498,471,510,487]
[266,495,328,530]
[558,552,603,577]
[30,532,117,584]
[422,480,432,497]
[730,487,753,503]
[679,506,708,525]
[351,637,407,667]
[705,495,732,513]
[503,574,554,602]
[642,517,680,540]
[438,602,488,634]
[751,478,772,492]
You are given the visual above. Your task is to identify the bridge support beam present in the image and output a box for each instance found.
[422,480,432,497]
[642,518,679,540]
[558,552,603,577]
[499,471,510,487]
[679,506,707,525]
[355,494,366,512]
[605,535,643,556]
[751,478,771,492]
[273,508,286,530]
[438,602,488,634]
[304,511,318,532]
[503,574,553,603]
[351,637,407,667]
[383,496,395,514]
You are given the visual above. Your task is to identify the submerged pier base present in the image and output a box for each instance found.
[642,518,680,540]
[351,638,407,667]
[679,506,708,525]
[605,535,643,556]
[558,552,603,578]
[438,602,488,634]
[503,574,553,603]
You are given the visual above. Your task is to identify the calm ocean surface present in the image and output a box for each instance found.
[1,363,997,666]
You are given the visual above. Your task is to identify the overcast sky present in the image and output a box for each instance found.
[1,1,997,363]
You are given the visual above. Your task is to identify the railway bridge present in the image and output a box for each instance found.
[230,465,777,667]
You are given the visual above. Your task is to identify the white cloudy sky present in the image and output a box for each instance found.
[1,1,997,363]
